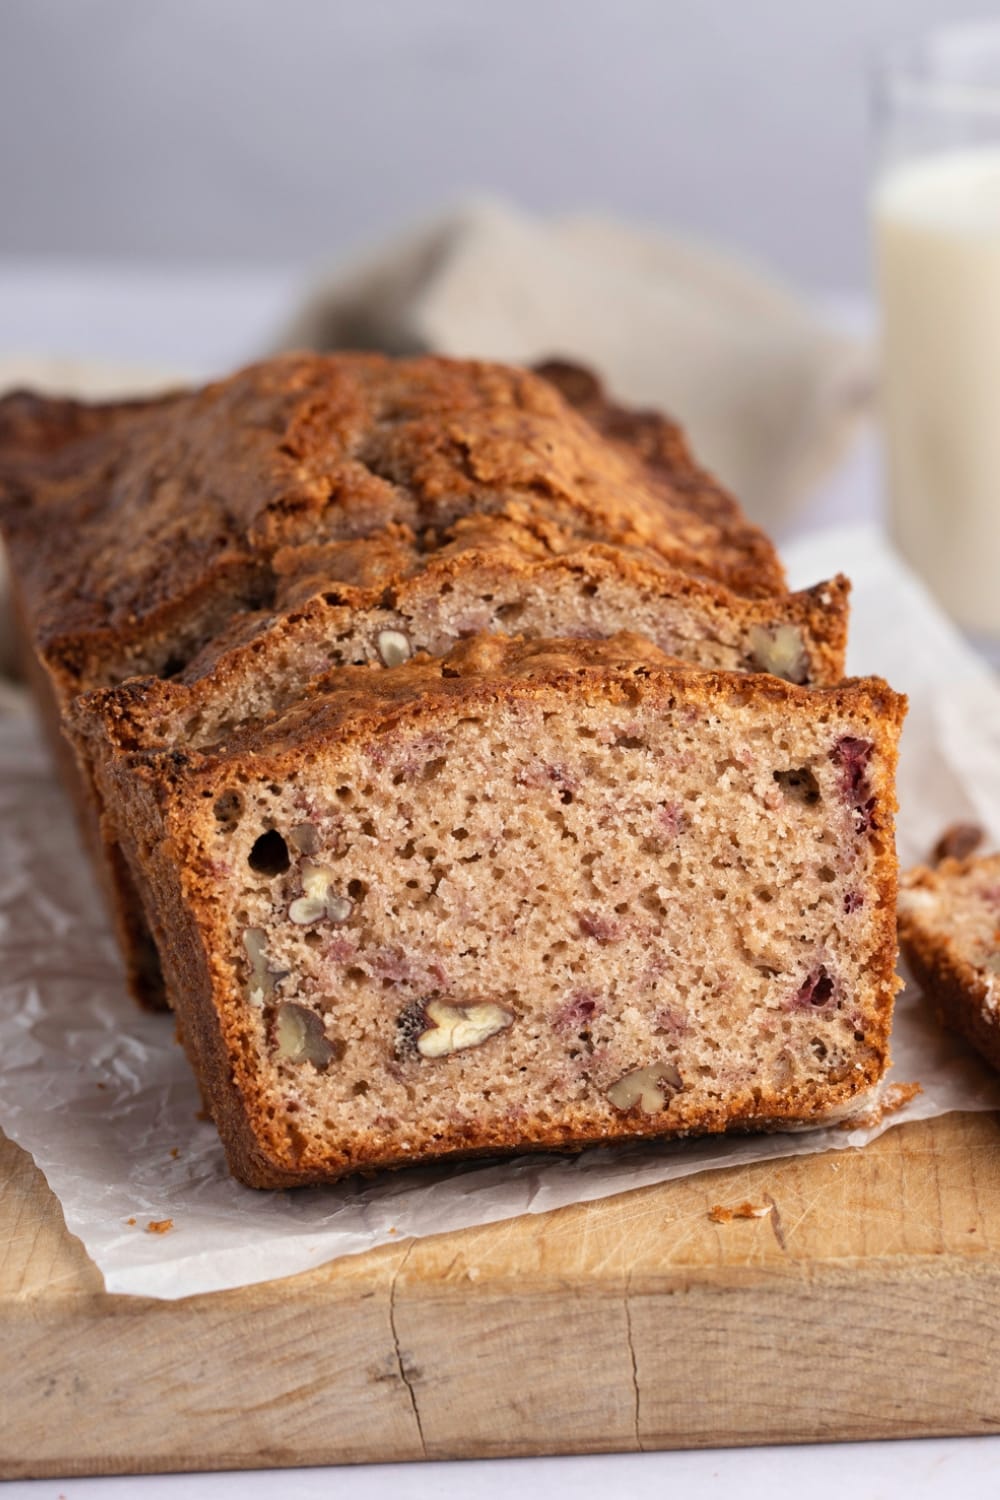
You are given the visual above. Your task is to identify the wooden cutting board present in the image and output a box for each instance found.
[3,1110,1000,1479]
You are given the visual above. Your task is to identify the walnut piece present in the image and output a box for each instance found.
[288,822,320,855]
[606,1061,682,1114]
[377,628,412,668]
[288,861,354,926]
[417,999,514,1058]
[931,822,984,864]
[748,623,808,684]
[243,927,288,1006]
[274,1002,337,1067]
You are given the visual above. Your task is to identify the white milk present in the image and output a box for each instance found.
[874,148,1000,634]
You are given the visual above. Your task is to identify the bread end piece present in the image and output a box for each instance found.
[899,853,1000,1073]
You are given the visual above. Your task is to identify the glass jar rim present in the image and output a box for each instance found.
[880,22,1000,115]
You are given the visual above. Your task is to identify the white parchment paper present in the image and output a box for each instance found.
[2,523,999,1300]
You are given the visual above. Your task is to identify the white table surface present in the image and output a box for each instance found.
[1,260,997,1499]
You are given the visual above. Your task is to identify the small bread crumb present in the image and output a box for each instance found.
[146,1218,174,1235]
[709,1200,773,1223]
[126,1217,137,1226]
[169,1147,180,1159]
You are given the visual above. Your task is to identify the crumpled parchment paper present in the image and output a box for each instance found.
[2,523,999,1299]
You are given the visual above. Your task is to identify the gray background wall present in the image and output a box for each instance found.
[1,0,998,291]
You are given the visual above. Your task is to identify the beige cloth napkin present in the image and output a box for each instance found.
[278,199,874,531]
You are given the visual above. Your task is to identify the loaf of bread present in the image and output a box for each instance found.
[899,853,1000,1073]
[69,632,903,1187]
[0,354,849,1009]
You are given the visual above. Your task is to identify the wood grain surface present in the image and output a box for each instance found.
[3,1110,1000,1479]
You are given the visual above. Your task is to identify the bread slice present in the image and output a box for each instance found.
[72,634,904,1188]
[899,853,1000,1072]
[0,354,850,1007]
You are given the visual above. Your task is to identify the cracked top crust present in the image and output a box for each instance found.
[0,352,792,690]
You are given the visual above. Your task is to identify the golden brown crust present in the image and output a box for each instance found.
[899,857,1000,1073]
[536,358,780,572]
[88,632,905,1188]
[0,352,839,693]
